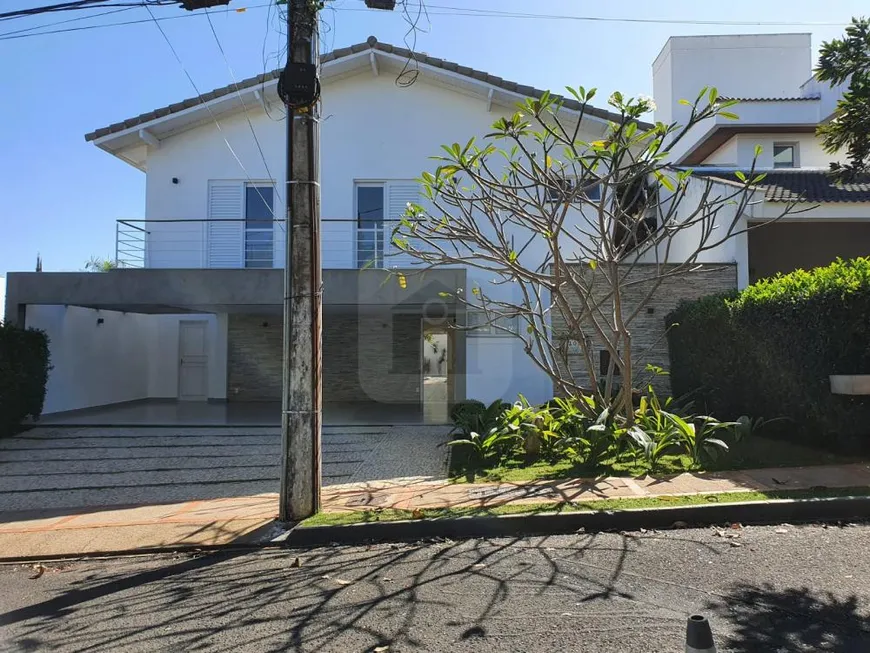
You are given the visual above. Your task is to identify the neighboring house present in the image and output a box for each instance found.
[656,33,870,286]
[4,33,868,420]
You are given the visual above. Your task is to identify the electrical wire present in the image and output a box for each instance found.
[260,0,286,121]
[0,2,851,41]
[394,0,429,87]
[0,0,173,21]
[204,7,285,218]
[0,1,274,40]
[143,3,280,225]
[0,4,132,37]
[357,2,851,27]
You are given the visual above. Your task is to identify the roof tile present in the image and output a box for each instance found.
[85,37,650,142]
[695,170,870,203]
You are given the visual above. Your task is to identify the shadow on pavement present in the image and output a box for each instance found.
[2,529,870,652]
[708,583,870,652]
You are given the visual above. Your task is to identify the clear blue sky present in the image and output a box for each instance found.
[0,0,865,273]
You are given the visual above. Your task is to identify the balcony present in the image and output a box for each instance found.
[115,218,425,270]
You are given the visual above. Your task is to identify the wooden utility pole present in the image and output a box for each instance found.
[279,0,322,522]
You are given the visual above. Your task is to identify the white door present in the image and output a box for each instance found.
[178,321,209,401]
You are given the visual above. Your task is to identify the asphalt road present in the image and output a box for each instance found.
[1,523,869,652]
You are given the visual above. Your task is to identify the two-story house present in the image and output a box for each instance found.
[5,33,868,424]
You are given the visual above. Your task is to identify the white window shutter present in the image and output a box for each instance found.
[387,181,426,267]
[207,181,244,268]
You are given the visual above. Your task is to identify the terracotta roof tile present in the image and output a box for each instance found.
[85,36,650,142]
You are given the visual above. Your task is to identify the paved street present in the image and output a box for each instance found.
[1,523,869,652]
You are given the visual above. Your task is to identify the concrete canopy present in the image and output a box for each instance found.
[4,268,467,323]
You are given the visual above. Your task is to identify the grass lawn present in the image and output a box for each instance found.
[302,485,870,528]
[449,436,862,484]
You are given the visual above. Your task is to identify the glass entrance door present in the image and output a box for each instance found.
[422,324,451,424]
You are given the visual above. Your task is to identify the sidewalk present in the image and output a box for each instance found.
[1,463,868,559]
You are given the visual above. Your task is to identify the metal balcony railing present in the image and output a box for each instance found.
[115,218,425,270]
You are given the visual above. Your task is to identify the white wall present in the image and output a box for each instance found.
[26,306,226,414]
[141,71,610,402]
[654,33,812,127]
[27,305,152,414]
[701,132,838,169]
[144,107,285,268]
[466,336,551,405]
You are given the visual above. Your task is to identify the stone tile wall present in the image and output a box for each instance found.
[227,311,422,404]
[551,263,737,395]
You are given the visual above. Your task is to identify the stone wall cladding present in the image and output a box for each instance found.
[551,263,737,396]
[228,311,422,404]
[227,315,283,401]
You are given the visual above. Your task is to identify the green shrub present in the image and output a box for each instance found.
[666,258,870,450]
[0,321,51,436]
[448,390,742,477]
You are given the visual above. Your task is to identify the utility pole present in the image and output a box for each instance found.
[279,0,322,521]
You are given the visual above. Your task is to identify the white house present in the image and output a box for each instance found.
[5,33,868,423]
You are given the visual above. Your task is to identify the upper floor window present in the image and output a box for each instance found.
[356,184,385,269]
[245,185,274,268]
[773,144,797,169]
[546,176,601,204]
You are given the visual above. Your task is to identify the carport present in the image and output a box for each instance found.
[5,267,466,426]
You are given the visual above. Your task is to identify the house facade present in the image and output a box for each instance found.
[5,33,868,422]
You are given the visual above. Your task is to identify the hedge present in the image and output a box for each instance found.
[665,258,870,450]
[0,321,51,436]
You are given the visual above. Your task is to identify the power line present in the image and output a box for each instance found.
[0,0,174,22]
[204,6,285,213]
[143,3,279,222]
[0,1,272,40]
[351,1,851,27]
[0,5,132,36]
[0,1,851,41]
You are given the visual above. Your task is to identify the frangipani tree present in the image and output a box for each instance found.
[393,87,795,420]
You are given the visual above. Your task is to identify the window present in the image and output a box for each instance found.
[546,176,601,203]
[356,185,385,268]
[245,185,274,268]
[465,310,519,336]
[773,144,796,169]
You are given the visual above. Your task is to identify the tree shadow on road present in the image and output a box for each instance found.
[1,532,682,652]
[708,583,870,652]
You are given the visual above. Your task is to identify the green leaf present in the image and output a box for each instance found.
[734,170,747,182]
[719,111,739,120]
[655,171,676,192]
[754,144,763,157]
[588,259,597,270]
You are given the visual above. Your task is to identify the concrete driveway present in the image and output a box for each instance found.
[0,425,450,513]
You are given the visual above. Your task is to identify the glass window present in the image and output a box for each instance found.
[773,144,796,169]
[357,185,385,268]
[547,176,600,203]
[245,185,274,268]
[357,186,384,227]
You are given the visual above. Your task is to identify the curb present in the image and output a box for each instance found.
[2,496,868,563]
[281,495,870,547]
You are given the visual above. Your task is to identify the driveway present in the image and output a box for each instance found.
[0,425,450,513]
